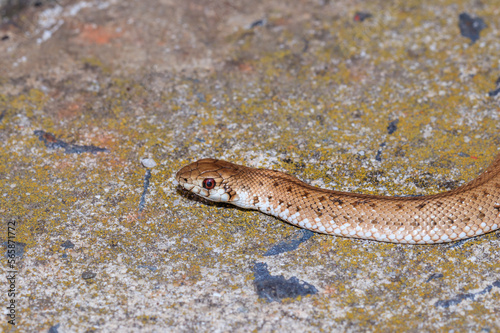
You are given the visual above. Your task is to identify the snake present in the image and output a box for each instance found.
[175,155,500,244]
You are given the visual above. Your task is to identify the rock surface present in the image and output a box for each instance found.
[1,0,499,331]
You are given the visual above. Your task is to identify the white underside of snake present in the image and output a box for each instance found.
[176,154,500,244]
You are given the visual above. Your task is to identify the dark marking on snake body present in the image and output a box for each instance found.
[329,196,343,205]
[435,201,443,207]
[253,196,260,204]
[352,200,369,207]
[416,203,426,210]
[477,212,486,219]
[287,186,292,192]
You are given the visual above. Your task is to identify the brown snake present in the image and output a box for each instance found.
[175,155,500,244]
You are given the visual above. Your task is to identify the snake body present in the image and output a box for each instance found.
[175,155,500,244]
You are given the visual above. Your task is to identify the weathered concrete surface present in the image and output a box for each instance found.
[1,0,499,331]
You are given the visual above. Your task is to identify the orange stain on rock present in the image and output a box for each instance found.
[78,24,123,45]
[238,63,253,73]
[57,102,81,120]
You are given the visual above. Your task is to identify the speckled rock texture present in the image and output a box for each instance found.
[0,0,499,332]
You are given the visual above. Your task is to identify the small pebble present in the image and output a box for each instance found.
[82,270,96,280]
[141,158,157,168]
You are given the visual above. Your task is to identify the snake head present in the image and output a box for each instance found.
[175,158,240,203]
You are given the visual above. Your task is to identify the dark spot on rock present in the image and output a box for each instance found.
[61,240,75,249]
[250,19,265,28]
[435,280,498,308]
[252,262,318,302]
[353,11,372,22]
[426,273,444,283]
[489,87,500,97]
[48,323,60,333]
[387,119,399,135]
[34,130,108,154]
[264,230,314,256]
[458,12,486,43]
[2,240,26,258]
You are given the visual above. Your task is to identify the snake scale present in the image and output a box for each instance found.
[176,155,500,244]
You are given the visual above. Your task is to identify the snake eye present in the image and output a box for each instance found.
[202,178,216,189]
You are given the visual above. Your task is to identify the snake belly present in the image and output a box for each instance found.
[175,156,500,244]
